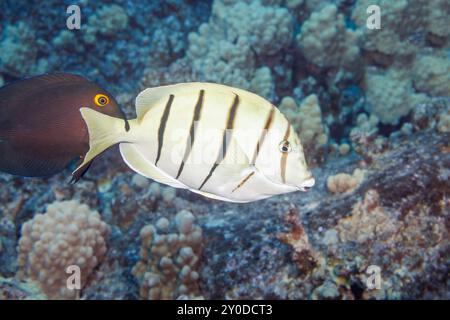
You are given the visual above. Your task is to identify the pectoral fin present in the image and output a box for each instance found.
[119,142,186,189]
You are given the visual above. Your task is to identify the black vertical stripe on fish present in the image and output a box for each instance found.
[251,108,275,165]
[199,94,240,190]
[155,94,174,166]
[232,171,255,193]
[175,90,204,179]
[280,124,291,184]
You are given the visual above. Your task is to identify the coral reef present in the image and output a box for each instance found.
[0,277,47,300]
[413,53,450,97]
[0,22,47,77]
[83,4,129,44]
[279,94,328,164]
[17,200,110,299]
[0,0,449,300]
[327,168,365,194]
[364,68,428,125]
[132,210,203,299]
[277,205,319,275]
[297,4,361,70]
[186,0,293,98]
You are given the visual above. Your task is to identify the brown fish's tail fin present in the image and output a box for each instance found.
[72,107,129,179]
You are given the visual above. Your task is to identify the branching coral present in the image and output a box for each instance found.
[17,200,110,299]
[132,210,203,299]
[186,0,293,98]
[297,4,361,70]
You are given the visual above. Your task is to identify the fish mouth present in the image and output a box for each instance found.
[297,177,315,191]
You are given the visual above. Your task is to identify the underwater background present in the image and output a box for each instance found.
[0,0,448,299]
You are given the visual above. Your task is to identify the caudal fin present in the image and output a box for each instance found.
[72,107,128,178]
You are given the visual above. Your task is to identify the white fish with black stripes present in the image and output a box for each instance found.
[75,83,315,203]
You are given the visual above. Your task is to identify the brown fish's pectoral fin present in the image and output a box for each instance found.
[0,139,70,177]
[70,159,93,184]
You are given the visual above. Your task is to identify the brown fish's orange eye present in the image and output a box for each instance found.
[94,94,110,107]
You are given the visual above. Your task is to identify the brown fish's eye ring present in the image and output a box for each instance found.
[94,94,110,107]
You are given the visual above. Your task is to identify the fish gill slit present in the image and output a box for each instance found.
[175,90,204,179]
[232,171,255,193]
[280,124,291,184]
[251,108,275,165]
[199,93,240,190]
[155,94,174,166]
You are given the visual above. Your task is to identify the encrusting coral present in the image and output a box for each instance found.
[17,200,110,299]
[277,205,319,275]
[132,210,203,299]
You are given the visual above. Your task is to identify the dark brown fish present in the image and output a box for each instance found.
[0,73,128,181]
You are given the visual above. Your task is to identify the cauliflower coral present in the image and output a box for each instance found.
[297,4,361,69]
[186,0,293,98]
[17,200,110,299]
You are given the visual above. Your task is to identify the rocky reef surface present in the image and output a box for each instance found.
[0,130,448,299]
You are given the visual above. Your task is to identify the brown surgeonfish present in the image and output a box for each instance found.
[0,73,128,182]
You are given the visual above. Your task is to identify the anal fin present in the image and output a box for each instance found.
[188,189,249,203]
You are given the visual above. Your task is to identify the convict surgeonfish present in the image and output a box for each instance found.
[0,73,128,181]
[75,82,315,202]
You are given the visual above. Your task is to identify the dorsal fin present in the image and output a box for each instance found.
[135,82,274,120]
[0,73,90,107]
[135,83,187,119]
[31,72,89,85]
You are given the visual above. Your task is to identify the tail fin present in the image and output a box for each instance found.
[72,107,128,179]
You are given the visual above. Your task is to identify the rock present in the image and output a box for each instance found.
[197,131,449,299]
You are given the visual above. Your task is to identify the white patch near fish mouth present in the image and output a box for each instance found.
[297,177,315,191]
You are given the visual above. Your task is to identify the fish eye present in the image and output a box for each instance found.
[279,140,292,153]
[94,94,110,107]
